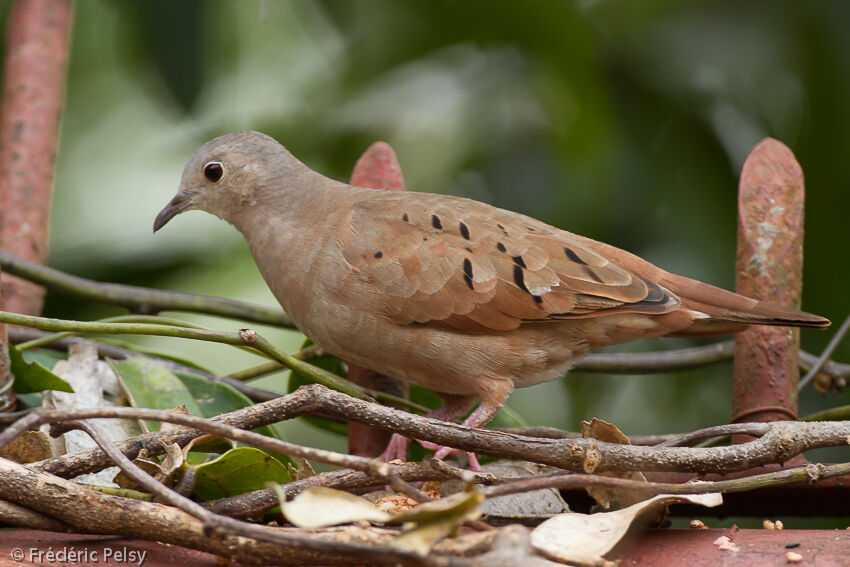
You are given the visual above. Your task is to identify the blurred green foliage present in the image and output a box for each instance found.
[0,1,846,458]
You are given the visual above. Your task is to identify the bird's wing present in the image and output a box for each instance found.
[342,192,679,331]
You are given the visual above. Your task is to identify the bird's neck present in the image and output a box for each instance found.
[227,175,363,321]
[230,171,351,238]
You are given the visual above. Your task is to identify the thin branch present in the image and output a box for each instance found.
[0,250,294,327]
[798,312,850,391]
[801,405,850,421]
[482,462,850,499]
[0,457,433,566]
[0,309,430,413]
[492,427,683,446]
[19,384,850,481]
[656,423,770,447]
[292,385,850,474]
[206,461,496,519]
[1,406,389,480]
[5,403,431,502]
[0,498,73,531]
[0,309,367,399]
[226,345,321,381]
[575,341,736,373]
[6,326,281,403]
[30,385,323,478]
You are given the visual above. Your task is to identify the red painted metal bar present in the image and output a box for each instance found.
[732,138,806,425]
[346,142,410,457]
[643,139,850,507]
[0,0,73,317]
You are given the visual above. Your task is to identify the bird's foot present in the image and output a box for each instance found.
[419,440,482,472]
[379,434,482,471]
[378,433,411,463]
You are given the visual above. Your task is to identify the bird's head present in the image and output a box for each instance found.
[154,130,306,232]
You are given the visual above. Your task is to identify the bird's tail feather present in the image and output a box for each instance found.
[660,273,830,337]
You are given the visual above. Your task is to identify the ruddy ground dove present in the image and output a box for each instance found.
[154,131,829,470]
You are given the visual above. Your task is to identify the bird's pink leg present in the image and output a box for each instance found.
[379,394,476,463]
[423,402,505,472]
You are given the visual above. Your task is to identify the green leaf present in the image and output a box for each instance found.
[175,370,260,418]
[175,370,296,468]
[111,357,203,431]
[9,346,73,394]
[287,338,348,435]
[95,337,214,373]
[192,446,292,501]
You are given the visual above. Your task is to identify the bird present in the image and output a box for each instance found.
[154,130,830,470]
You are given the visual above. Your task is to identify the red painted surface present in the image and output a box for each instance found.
[2,527,847,566]
[347,142,410,457]
[610,528,850,567]
[0,530,243,566]
[0,0,72,317]
[733,139,805,428]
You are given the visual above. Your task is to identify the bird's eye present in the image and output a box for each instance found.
[203,161,224,183]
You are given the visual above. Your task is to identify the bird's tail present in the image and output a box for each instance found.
[660,272,830,337]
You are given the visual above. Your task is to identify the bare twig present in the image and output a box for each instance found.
[18,385,850,482]
[6,326,282,403]
[575,341,736,373]
[0,310,367,399]
[0,309,427,413]
[656,423,770,447]
[802,405,850,421]
[798,312,850,391]
[0,407,410,489]
[206,461,455,518]
[294,385,850,474]
[0,271,12,414]
[0,457,432,566]
[0,498,73,531]
[493,427,684,446]
[482,462,850,499]
[0,250,294,327]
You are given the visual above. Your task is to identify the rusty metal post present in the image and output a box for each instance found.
[0,0,73,317]
[346,142,409,457]
[732,139,805,425]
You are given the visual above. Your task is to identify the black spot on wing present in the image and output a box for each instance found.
[402,213,409,222]
[459,222,470,240]
[496,242,507,252]
[564,246,587,265]
[463,258,474,290]
[532,294,543,304]
[431,215,442,230]
[512,255,526,268]
[584,267,603,283]
[513,265,529,293]
[374,251,383,259]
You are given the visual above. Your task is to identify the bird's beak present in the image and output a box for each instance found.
[153,190,195,232]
